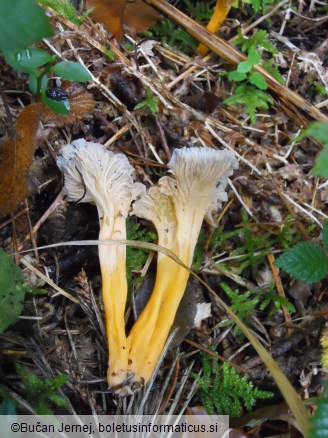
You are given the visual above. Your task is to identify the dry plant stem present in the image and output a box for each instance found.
[0,207,28,230]
[18,190,64,251]
[19,257,78,303]
[144,0,328,123]
[267,253,292,332]
[184,338,246,373]
[24,199,39,261]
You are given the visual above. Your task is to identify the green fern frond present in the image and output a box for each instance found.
[220,283,260,322]
[235,29,279,55]
[183,0,213,21]
[193,352,273,417]
[224,83,273,124]
[263,59,285,84]
[16,364,68,415]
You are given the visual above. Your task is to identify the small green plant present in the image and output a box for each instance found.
[242,0,280,13]
[0,249,45,334]
[16,365,69,415]
[134,88,159,114]
[193,351,273,417]
[210,210,303,279]
[221,210,275,277]
[150,0,213,52]
[221,282,260,322]
[38,0,93,25]
[3,48,91,114]
[151,19,197,52]
[126,218,156,294]
[0,0,91,115]
[192,229,206,272]
[183,0,213,22]
[220,282,295,332]
[224,83,273,124]
[275,222,328,284]
[224,30,283,123]
[307,77,328,98]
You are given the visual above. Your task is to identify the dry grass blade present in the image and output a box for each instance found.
[17,239,310,434]
[144,0,328,124]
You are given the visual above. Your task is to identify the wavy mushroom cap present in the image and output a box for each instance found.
[168,146,238,211]
[132,147,238,259]
[57,139,145,224]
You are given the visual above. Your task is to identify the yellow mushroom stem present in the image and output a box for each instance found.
[98,219,130,389]
[197,0,235,56]
[127,253,190,384]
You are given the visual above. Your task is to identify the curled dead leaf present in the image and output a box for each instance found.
[86,0,160,41]
[0,103,41,217]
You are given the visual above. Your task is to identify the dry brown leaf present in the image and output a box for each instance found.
[42,83,95,127]
[86,0,160,41]
[0,103,41,217]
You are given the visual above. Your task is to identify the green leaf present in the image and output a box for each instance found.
[249,72,268,90]
[134,88,158,114]
[249,0,261,12]
[275,242,328,284]
[311,381,328,438]
[300,122,328,146]
[42,93,70,115]
[38,0,80,25]
[228,70,247,81]
[298,122,328,177]
[0,0,52,52]
[323,222,328,251]
[102,46,115,61]
[3,47,55,74]
[0,249,26,333]
[28,74,49,95]
[312,146,328,178]
[248,48,261,65]
[237,61,253,74]
[51,61,92,82]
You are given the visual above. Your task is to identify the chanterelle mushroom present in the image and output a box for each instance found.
[127,147,238,388]
[57,139,144,390]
